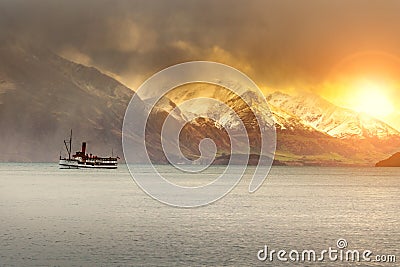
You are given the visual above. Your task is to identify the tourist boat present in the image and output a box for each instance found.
[59,130,118,169]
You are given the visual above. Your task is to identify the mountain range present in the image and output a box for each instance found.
[1,42,399,166]
[267,92,400,165]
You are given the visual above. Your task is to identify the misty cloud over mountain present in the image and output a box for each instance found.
[1,43,399,165]
[2,0,400,92]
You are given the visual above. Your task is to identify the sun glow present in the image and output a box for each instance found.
[353,81,394,118]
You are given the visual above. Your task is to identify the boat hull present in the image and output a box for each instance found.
[59,159,118,169]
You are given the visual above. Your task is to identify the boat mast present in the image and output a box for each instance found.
[63,129,72,160]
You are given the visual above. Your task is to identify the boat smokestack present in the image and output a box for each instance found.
[81,142,87,155]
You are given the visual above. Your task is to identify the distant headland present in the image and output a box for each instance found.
[376,152,400,167]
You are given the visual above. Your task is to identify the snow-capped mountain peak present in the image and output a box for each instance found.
[266,91,400,139]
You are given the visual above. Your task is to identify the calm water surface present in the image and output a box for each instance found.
[0,164,398,266]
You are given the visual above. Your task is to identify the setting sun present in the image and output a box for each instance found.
[353,81,394,118]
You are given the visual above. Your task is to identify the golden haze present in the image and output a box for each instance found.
[262,50,400,130]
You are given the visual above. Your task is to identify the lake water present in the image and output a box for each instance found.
[0,164,398,266]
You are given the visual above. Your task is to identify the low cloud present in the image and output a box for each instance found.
[1,0,400,103]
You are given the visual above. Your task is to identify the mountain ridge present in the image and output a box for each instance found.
[0,42,136,162]
[1,43,400,166]
[266,91,400,139]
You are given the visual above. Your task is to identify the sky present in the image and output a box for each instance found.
[1,0,400,128]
